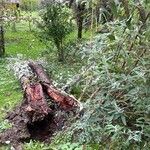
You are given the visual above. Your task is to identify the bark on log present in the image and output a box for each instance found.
[29,62,80,110]
[28,63,52,84]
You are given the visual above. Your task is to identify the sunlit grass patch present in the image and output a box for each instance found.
[5,30,46,59]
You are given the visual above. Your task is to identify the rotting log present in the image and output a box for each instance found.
[29,62,80,110]
[44,82,78,110]
[0,62,80,146]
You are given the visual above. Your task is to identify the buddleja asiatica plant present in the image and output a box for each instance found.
[50,4,150,148]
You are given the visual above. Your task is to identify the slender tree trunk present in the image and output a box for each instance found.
[58,47,64,62]
[56,40,64,62]
[77,17,83,39]
[96,6,100,26]
[76,3,85,39]
[96,0,101,21]
[0,0,5,56]
[60,48,64,62]
[69,0,85,39]
[0,25,5,56]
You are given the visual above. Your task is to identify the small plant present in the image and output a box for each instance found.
[0,120,12,132]
[24,140,54,150]
[21,0,39,11]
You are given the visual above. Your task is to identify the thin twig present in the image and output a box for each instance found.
[89,87,101,100]
[122,12,150,69]
[78,76,93,101]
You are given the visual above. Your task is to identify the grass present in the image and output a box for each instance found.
[3,10,45,58]
[5,22,46,58]
[5,31,45,59]
[0,58,22,145]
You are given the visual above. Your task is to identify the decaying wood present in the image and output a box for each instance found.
[21,75,51,122]
[28,62,52,84]
[29,62,79,110]
[0,62,80,146]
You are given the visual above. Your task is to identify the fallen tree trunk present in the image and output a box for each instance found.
[0,62,80,147]
[29,62,79,110]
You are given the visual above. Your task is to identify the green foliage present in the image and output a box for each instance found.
[55,142,82,150]
[0,1,150,149]
[38,2,73,62]
[0,119,12,132]
[24,140,53,150]
[21,0,39,11]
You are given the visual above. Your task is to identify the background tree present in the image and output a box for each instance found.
[38,1,73,62]
[69,0,86,39]
[68,0,114,39]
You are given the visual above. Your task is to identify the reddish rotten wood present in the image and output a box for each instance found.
[28,62,79,110]
[21,76,51,122]
[43,82,79,110]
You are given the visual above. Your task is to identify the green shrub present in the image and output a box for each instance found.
[38,2,73,62]
[21,0,39,11]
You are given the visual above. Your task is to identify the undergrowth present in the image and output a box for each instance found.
[49,19,150,149]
